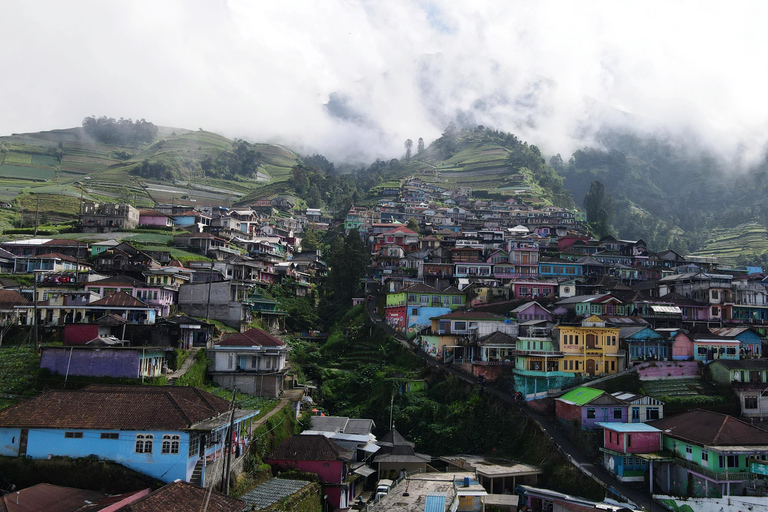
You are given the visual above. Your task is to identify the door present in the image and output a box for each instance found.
[238,356,247,371]
[631,407,640,423]
[601,408,609,422]
[586,359,596,376]
[586,334,597,349]
[18,429,28,457]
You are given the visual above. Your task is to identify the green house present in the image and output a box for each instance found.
[650,410,768,498]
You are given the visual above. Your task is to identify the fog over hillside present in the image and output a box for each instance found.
[2,1,768,165]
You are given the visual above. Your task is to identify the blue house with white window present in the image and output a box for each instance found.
[0,385,260,487]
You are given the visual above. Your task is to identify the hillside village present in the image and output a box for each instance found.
[0,175,766,512]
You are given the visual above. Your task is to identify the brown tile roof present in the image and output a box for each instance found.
[267,435,352,462]
[218,328,286,348]
[0,483,107,512]
[0,289,29,310]
[28,252,81,263]
[91,275,147,287]
[0,385,231,431]
[90,292,149,308]
[649,410,768,446]
[116,481,247,512]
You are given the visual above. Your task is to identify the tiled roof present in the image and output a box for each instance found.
[267,435,353,462]
[477,331,517,346]
[91,275,147,287]
[0,483,107,512]
[431,311,505,321]
[90,292,149,308]
[649,410,768,446]
[218,328,286,348]
[0,385,231,431]
[43,239,83,246]
[27,252,80,263]
[0,289,29,310]
[116,481,247,512]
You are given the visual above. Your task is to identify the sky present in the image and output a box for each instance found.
[2,1,768,165]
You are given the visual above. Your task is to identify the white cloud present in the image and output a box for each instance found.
[1,0,767,164]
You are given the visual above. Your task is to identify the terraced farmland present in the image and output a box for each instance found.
[689,222,768,264]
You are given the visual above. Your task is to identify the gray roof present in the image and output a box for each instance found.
[345,418,375,435]
[710,360,768,371]
[240,478,312,509]
[310,416,349,433]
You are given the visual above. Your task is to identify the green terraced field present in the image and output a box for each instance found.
[690,222,768,263]
[0,165,55,180]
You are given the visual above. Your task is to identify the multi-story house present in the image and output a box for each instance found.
[85,275,176,318]
[598,423,661,483]
[650,410,768,497]
[384,283,465,336]
[0,385,261,488]
[512,336,569,399]
[557,315,624,377]
[418,311,517,362]
[81,202,139,233]
[208,327,290,398]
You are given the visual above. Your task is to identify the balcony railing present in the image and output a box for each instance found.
[673,457,749,482]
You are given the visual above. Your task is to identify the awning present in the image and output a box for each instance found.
[359,442,381,453]
[353,465,377,477]
[650,305,682,314]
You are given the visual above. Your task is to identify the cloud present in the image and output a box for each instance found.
[1,1,767,165]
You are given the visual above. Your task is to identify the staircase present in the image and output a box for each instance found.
[190,458,204,486]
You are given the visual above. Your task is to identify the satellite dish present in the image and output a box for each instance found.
[608,457,615,471]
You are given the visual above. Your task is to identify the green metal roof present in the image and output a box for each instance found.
[558,386,604,406]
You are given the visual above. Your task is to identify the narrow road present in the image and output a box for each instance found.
[166,347,201,385]
[365,289,654,511]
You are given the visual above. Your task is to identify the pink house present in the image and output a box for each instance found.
[139,209,173,228]
[266,435,354,510]
[597,423,661,482]
[657,328,694,360]
[512,280,557,300]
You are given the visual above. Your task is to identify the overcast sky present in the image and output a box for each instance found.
[2,1,767,164]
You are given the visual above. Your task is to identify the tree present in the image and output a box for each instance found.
[441,122,458,156]
[302,224,320,251]
[407,218,420,233]
[583,180,615,237]
[417,138,425,155]
[404,139,413,162]
[326,228,368,307]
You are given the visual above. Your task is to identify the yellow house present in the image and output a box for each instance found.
[558,315,623,377]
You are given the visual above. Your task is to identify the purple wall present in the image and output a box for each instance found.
[582,405,627,430]
[41,348,141,378]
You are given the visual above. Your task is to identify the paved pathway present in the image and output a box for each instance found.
[365,287,655,511]
[166,347,201,385]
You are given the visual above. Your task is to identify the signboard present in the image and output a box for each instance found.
[750,460,768,476]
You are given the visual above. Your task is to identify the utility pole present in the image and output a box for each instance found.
[223,388,237,494]
[33,273,39,351]
[205,260,214,322]
[33,196,40,236]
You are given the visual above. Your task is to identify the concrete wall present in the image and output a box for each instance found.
[212,372,284,398]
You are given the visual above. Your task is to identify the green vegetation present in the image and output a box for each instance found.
[174,349,209,387]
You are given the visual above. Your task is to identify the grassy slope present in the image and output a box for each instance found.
[0,127,302,222]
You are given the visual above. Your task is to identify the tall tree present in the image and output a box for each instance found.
[583,180,615,237]
[404,139,413,162]
[327,228,368,307]
[417,137,425,155]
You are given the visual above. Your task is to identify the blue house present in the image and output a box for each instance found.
[710,327,763,358]
[0,385,260,486]
[623,327,668,362]
[538,258,583,279]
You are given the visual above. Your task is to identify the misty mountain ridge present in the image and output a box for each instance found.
[2,119,768,266]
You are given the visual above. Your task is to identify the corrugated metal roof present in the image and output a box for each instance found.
[558,386,604,406]
[424,493,448,512]
[596,422,661,433]
[240,478,311,509]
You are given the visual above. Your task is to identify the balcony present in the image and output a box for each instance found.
[673,456,749,482]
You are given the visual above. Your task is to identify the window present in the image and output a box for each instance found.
[609,431,614,443]
[746,396,759,410]
[719,454,739,469]
[627,434,632,447]
[100,432,119,440]
[227,353,234,369]
[420,295,429,305]
[698,346,708,356]
[408,294,417,303]
[411,308,418,315]
[64,432,83,438]
[452,295,462,305]
[565,267,576,275]
[702,450,709,465]
[540,266,551,274]
[726,347,737,355]
[646,407,660,420]
[454,321,467,331]
[712,290,719,299]
[189,434,200,457]
[162,434,180,454]
[686,445,692,455]
[613,408,622,419]
[586,408,596,419]
[135,434,154,453]
[611,361,616,372]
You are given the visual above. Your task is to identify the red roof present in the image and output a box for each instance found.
[90,292,149,308]
[267,435,352,462]
[26,252,81,263]
[0,385,231,431]
[115,481,247,512]
[0,483,107,512]
[0,290,29,310]
[649,409,768,446]
[218,328,286,348]
[139,209,170,217]
[382,226,417,236]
